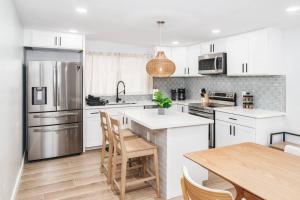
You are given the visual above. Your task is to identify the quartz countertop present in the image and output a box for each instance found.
[121,109,213,130]
[85,99,199,110]
[214,106,286,119]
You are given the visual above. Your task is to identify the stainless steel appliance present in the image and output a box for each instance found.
[26,61,83,161]
[178,88,186,100]
[188,91,236,148]
[198,52,227,75]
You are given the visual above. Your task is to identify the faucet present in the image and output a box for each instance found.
[116,81,126,103]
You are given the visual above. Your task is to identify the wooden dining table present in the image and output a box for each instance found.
[184,142,300,200]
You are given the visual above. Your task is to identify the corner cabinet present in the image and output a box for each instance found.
[215,111,284,148]
[24,29,84,50]
[226,28,284,76]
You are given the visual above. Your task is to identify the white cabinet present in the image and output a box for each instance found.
[24,29,84,50]
[171,47,187,77]
[215,111,284,147]
[186,45,201,76]
[226,28,283,76]
[177,104,188,113]
[86,111,102,148]
[200,39,227,55]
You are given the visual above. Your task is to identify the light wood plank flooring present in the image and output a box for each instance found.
[17,150,234,200]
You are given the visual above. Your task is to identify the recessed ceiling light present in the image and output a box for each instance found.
[212,29,221,34]
[76,7,87,14]
[286,6,300,13]
[172,41,179,45]
[69,29,78,33]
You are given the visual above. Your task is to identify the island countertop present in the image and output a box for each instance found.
[121,109,213,130]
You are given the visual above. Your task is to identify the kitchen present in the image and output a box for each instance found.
[2,0,300,200]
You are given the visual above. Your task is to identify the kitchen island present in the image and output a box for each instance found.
[121,109,213,199]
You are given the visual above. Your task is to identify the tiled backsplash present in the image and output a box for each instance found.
[154,76,286,111]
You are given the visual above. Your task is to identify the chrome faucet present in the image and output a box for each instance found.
[116,81,126,103]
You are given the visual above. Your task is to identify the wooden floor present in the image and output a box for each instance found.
[17,150,234,200]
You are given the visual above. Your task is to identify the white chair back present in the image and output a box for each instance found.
[284,145,300,157]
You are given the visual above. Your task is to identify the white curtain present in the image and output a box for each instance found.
[85,52,152,96]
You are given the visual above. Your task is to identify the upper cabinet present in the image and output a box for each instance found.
[24,29,84,50]
[200,38,227,54]
[226,28,283,76]
[155,46,201,77]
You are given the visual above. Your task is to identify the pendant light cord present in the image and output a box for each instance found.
[157,21,165,46]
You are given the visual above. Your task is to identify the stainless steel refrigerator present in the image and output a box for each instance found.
[26,61,83,161]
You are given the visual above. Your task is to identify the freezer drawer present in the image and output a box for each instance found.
[28,123,83,161]
[28,110,82,127]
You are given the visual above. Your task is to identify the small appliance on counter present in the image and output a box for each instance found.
[170,89,177,101]
[242,92,254,109]
[200,88,209,104]
[86,95,108,106]
[177,88,186,100]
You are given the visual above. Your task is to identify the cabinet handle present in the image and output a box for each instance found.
[242,63,245,73]
[213,44,215,52]
[122,117,125,124]
[126,117,128,124]
[54,37,57,46]
[188,68,190,74]
[233,126,236,136]
[184,68,186,74]
[210,44,212,53]
[182,106,184,112]
[246,63,248,73]
[229,117,237,121]
[59,37,62,46]
[230,125,232,135]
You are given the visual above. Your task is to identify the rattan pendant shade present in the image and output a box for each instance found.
[146,21,176,77]
[146,51,176,77]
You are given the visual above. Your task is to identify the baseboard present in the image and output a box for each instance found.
[10,153,25,200]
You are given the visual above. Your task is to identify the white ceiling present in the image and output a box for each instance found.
[14,0,300,46]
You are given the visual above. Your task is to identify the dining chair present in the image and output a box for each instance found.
[284,145,300,157]
[181,166,234,200]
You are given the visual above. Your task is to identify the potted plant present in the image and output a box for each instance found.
[153,90,172,115]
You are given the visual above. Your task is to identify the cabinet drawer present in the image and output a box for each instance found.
[215,111,256,128]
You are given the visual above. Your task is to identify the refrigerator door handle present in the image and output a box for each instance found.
[53,65,57,107]
[56,62,61,107]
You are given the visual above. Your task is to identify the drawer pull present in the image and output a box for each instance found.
[90,112,100,115]
[33,125,79,132]
[33,113,79,118]
[229,117,237,121]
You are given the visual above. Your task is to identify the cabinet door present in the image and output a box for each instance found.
[226,35,249,75]
[247,30,268,75]
[213,38,227,53]
[186,45,201,76]
[171,47,187,77]
[200,42,212,54]
[26,30,58,48]
[59,33,83,50]
[232,124,255,144]
[215,120,233,147]
[86,113,102,148]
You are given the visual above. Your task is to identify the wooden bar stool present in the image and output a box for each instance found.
[110,117,160,200]
[99,112,138,184]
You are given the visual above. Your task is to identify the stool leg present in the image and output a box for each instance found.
[120,156,128,200]
[111,145,117,191]
[100,136,107,173]
[142,157,147,177]
[107,142,113,184]
[153,148,160,198]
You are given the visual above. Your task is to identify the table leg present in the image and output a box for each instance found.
[244,191,264,200]
[234,184,244,200]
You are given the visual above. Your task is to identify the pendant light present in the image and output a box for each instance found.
[146,21,176,77]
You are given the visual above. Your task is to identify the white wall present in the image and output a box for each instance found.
[86,40,153,55]
[284,27,300,136]
[0,0,24,199]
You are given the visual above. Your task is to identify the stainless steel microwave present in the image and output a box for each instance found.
[198,52,227,75]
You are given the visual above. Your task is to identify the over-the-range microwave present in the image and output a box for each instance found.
[198,52,227,75]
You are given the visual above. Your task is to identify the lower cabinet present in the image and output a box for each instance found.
[177,104,189,113]
[215,120,255,147]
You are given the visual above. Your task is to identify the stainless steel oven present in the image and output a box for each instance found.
[198,52,227,75]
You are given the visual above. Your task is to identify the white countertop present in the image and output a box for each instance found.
[214,106,286,119]
[121,109,213,130]
[85,99,200,110]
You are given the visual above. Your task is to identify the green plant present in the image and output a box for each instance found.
[153,90,172,108]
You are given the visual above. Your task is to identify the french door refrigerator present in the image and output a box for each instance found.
[27,61,83,161]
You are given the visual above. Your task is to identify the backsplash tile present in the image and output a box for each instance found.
[154,76,286,111]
